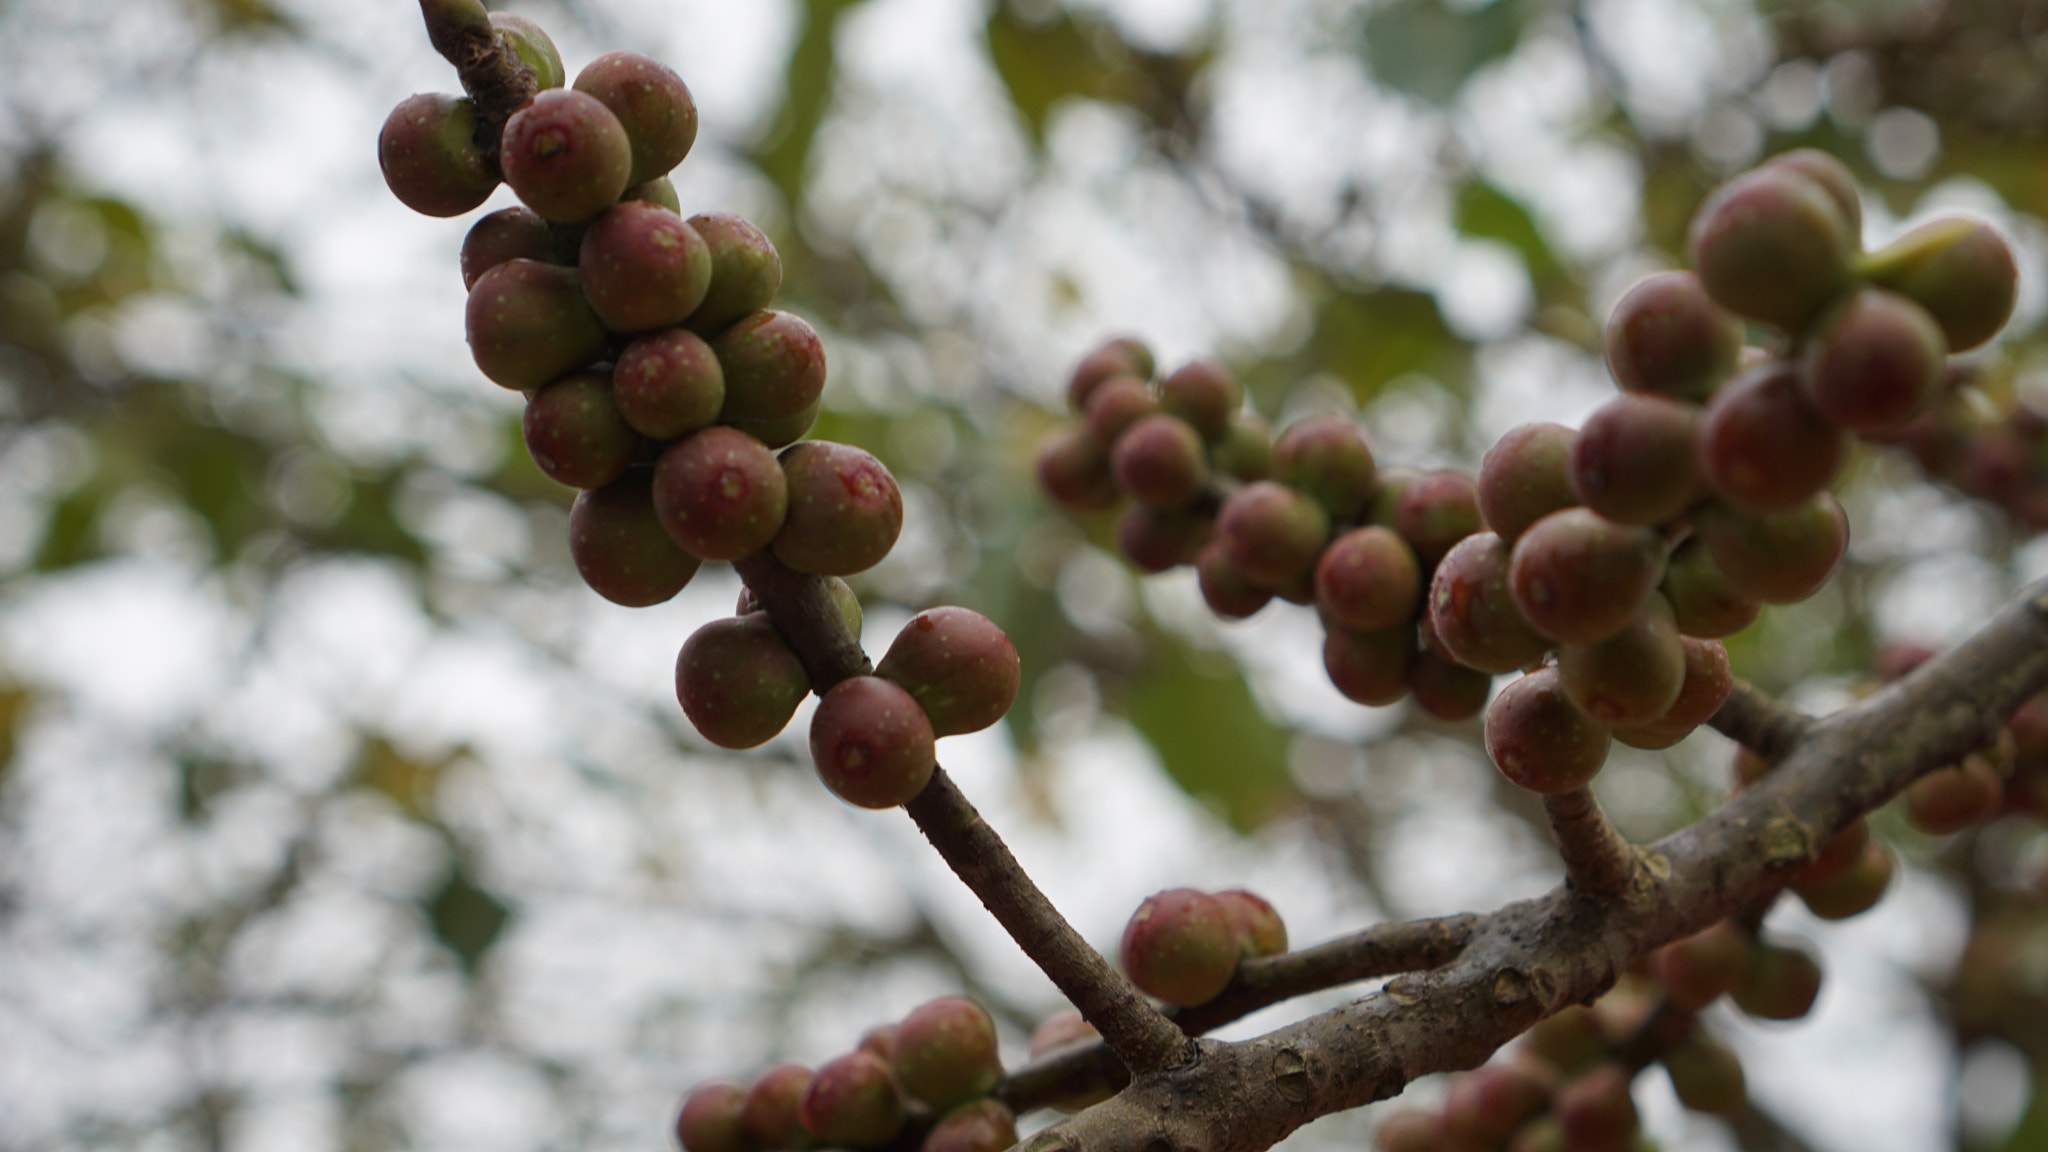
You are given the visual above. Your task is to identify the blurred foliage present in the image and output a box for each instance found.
[9,0,2048,1149]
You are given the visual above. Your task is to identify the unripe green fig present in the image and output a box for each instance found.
[1484,666,1611,794]
[1314,526,1421,631]
[1860,215,2017,352]
[676,614,810,750]
[1693,493,1847,605]
[574,50,699,187]
[1662,1032,1746,1115]
[499,88,633,223]
[1119,888,1239,1007]
[523,368,639,490]
[772,441,904,576]
[1111,413,1209,509]
[676,1081,751,1152]
[809,676,937,808]
[1274,413,1378,522]
[1321,623,1415,707]
[489,12,565,90]
[714,310,829,426]
[568,469,702,607]
[465,258,608,391]
[614,326,725,440]
[579,201,712,333]
[461,206,557,290]
[798,1051,904,1148]
[1428,531,1553,674]
[1034,425,1119,512]
[874,607,1020,737]
[1067,336,1155,413]
[1214,889,1287,957]
[652,425,789,561]
[1156,358,1242,442]
[1211,412,1274,482]
[1688,164,1857,333]
[625,176,682,214]
[1731,940,1822,1020]
[686,212,785,337]
[378,93,499,218]
[1477,421,1578,542]
[1556,594,1685,727]
[740,1062,813,1150]
[921,1099,1017,1152]
[1506,508,1666,645]
[1602,270,1744,402]
[1216,480,1329,589]
[1659,539,1760,639]
[891,997,1003,1113]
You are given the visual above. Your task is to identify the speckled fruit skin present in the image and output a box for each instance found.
[713,310,828,426]
[1119,888,1239,1007]
[1214,889,1287,957]
[651,425,788,562]
[675,614,810,750]
[498,88,633,223]
[522,368,638,490]
[578,200,712,333]
[809,676,937,809]
[460,206,556,290]
[1428,532,1553,674]
[1687,164,1856,333]
[771,441,903,576]
[685,212,784,337]
[464,258,607,391]
[890,997,1003,1113]
[573,50,698,187]
[1506,508,1666,645]
[613,326,725,440]
[379,93,498,218]
[873,607,1020,737]
[568,470,702,607]
[797,1050,904,1148]
[1483,666,1612,794]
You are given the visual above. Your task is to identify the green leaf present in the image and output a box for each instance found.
[986,5,1121,143]
[1359,0,1529,106]
[1124,634,1295,833]
[424,857,510,972]
[1311,285,1471,405]
[1455,179,1555,280]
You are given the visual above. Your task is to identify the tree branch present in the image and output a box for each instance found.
[731,549,1191,1076]
[1018,575,2048,1152]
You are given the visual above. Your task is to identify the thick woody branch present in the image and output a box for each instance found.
[416,0,537,158]
[997,914,1481,1113]
[732,550,1190,1077]
[1020,576,2048,1152]
[1541,787,1643,901]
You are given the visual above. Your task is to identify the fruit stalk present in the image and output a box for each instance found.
[1542,787,1643,901]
